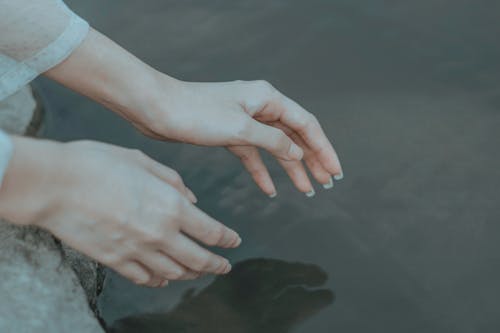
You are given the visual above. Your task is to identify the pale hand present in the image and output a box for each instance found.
[45,28,343,197]
[142,77,343,197]
[0,137,241,287]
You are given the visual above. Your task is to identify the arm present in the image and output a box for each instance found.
[1,1,245,287]
[0,0,89,99]
[45,28,344,198]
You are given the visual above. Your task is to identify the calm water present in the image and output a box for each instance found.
[36,1,500,332]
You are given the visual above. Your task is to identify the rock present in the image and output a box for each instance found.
[0,86,104,332]
[61,244,105,312]
[0,223,104,332]
[0,86,36,135]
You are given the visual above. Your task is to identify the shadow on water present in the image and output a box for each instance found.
[108,258,334,333]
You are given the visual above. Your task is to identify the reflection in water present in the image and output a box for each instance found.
[109,258,334,333]
[44,1,500,331]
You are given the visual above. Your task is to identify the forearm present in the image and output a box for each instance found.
[44,28,175,128]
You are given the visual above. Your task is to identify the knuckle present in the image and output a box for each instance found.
[141,229,164,245]
[168,195,187,217]
[298,113,317,133]
[296,113,312,130]
[159,194,184,220]
[239,80,279,114]
[253,80,276,95]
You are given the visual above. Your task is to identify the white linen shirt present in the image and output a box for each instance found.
[0,0,89,187]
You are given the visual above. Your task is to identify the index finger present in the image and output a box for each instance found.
[266,94,343,177]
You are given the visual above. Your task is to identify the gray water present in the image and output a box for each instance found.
[36,1,500,332]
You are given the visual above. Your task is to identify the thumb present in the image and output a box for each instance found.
[243,121,303,161]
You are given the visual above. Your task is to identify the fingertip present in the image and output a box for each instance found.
[322,177,334,189]
[322,161,342,180]
[216,259,232,275]
[262,182,277,199]
[186,187,198,203]
[224,262,232,274]
[226,233,241,248]
[305,189,316,198]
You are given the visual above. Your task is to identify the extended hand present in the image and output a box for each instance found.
[142,78,343,197]
[45,29,343,198]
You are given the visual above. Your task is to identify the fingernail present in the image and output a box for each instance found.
[334,172,344,181]
[323,177,334,189]
[305,189,316,197]
[234,236,242,247]
[269,192,277,198]
[220,260,232,274]
[161,280,169,287]
[288,144,303,160]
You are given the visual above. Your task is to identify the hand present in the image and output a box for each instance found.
[44,29,343,198]
[0,137,241,287]
[143,78,343,197]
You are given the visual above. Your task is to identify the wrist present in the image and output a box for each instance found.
[115,69,182,130]
[0,136,65,226]
[44,28,181,132]
[145,72,184,129]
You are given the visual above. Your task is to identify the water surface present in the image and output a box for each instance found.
[37,1,500,332]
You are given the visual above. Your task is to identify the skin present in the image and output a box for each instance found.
[45,28,343,197]
[0,137,240,287]
[0,27,343,287]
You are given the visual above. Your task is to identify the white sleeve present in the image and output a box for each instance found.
[0,130,13,188]
[0,0,89,100]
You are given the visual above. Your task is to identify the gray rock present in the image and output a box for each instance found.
[61,244,105,312]
[0,86,36,135]
[0,86,104,332]
[0,223,104,332]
